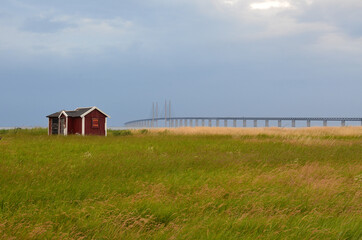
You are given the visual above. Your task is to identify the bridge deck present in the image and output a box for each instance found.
[125,117,362,127]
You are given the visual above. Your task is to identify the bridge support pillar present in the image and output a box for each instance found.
[265,120,269,127]
[243,119,247,127]
[216,119,219,127]
[323,120,327,127]
[254,120,257,128]
[202,119,205,127]
[190,119,193,127]
[341,120,345,127]
[224,120,227,127]
[292,120,296,128]
[233,120,237,127]
[184,119,188,127]
[209,119,212,127]
[307,120,311,127]
[195,119,199,127]
[278,120,282,128]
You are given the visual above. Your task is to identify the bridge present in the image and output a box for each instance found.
[125,117,362,128]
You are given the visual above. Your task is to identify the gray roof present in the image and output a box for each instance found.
[46,111,61,118]
[67,107,93,117]
[46,107,94,118]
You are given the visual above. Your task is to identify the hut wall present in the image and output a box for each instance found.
[68,117,82,135]
[84,109,106,136]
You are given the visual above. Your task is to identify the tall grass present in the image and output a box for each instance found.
[147,126,362,137]
[0,128,361,239]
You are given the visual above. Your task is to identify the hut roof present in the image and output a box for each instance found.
[46,107,98,118]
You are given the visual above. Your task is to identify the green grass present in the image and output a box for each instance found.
[0,128,361,239]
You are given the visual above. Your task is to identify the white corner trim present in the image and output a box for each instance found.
[59,111,68,117]
[105,118,107,136]
[80,106,111,118]
[82,117,85,136]
[65,117,68,136]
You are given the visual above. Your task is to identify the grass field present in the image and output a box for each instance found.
[0,127,361,239]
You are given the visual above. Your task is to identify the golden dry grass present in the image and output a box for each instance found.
[143,126,362,137]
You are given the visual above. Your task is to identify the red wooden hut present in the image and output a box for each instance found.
[46,107,110,136]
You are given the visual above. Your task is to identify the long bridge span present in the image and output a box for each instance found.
[125,117,362,128]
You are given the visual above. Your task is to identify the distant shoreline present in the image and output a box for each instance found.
[0,127,44,130]
[0,127,127,130]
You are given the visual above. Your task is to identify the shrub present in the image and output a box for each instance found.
[139,129,149,135]
[112,130,132,136]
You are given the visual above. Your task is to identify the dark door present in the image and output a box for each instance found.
[51,118,58,135]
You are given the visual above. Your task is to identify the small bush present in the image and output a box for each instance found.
[157,130,169,136]
[112,130,132,136]
[139,129,149,135]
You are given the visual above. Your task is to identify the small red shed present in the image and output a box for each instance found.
[46,107,110,136]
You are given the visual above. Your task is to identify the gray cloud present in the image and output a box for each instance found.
[21,17,75,33]
[1,0,361,56]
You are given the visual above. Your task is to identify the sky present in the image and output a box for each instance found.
[0,0,361,127]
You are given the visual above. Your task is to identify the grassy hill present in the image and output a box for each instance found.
[0,127,361,239]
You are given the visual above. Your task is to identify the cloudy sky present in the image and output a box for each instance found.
[1,0,361,127]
